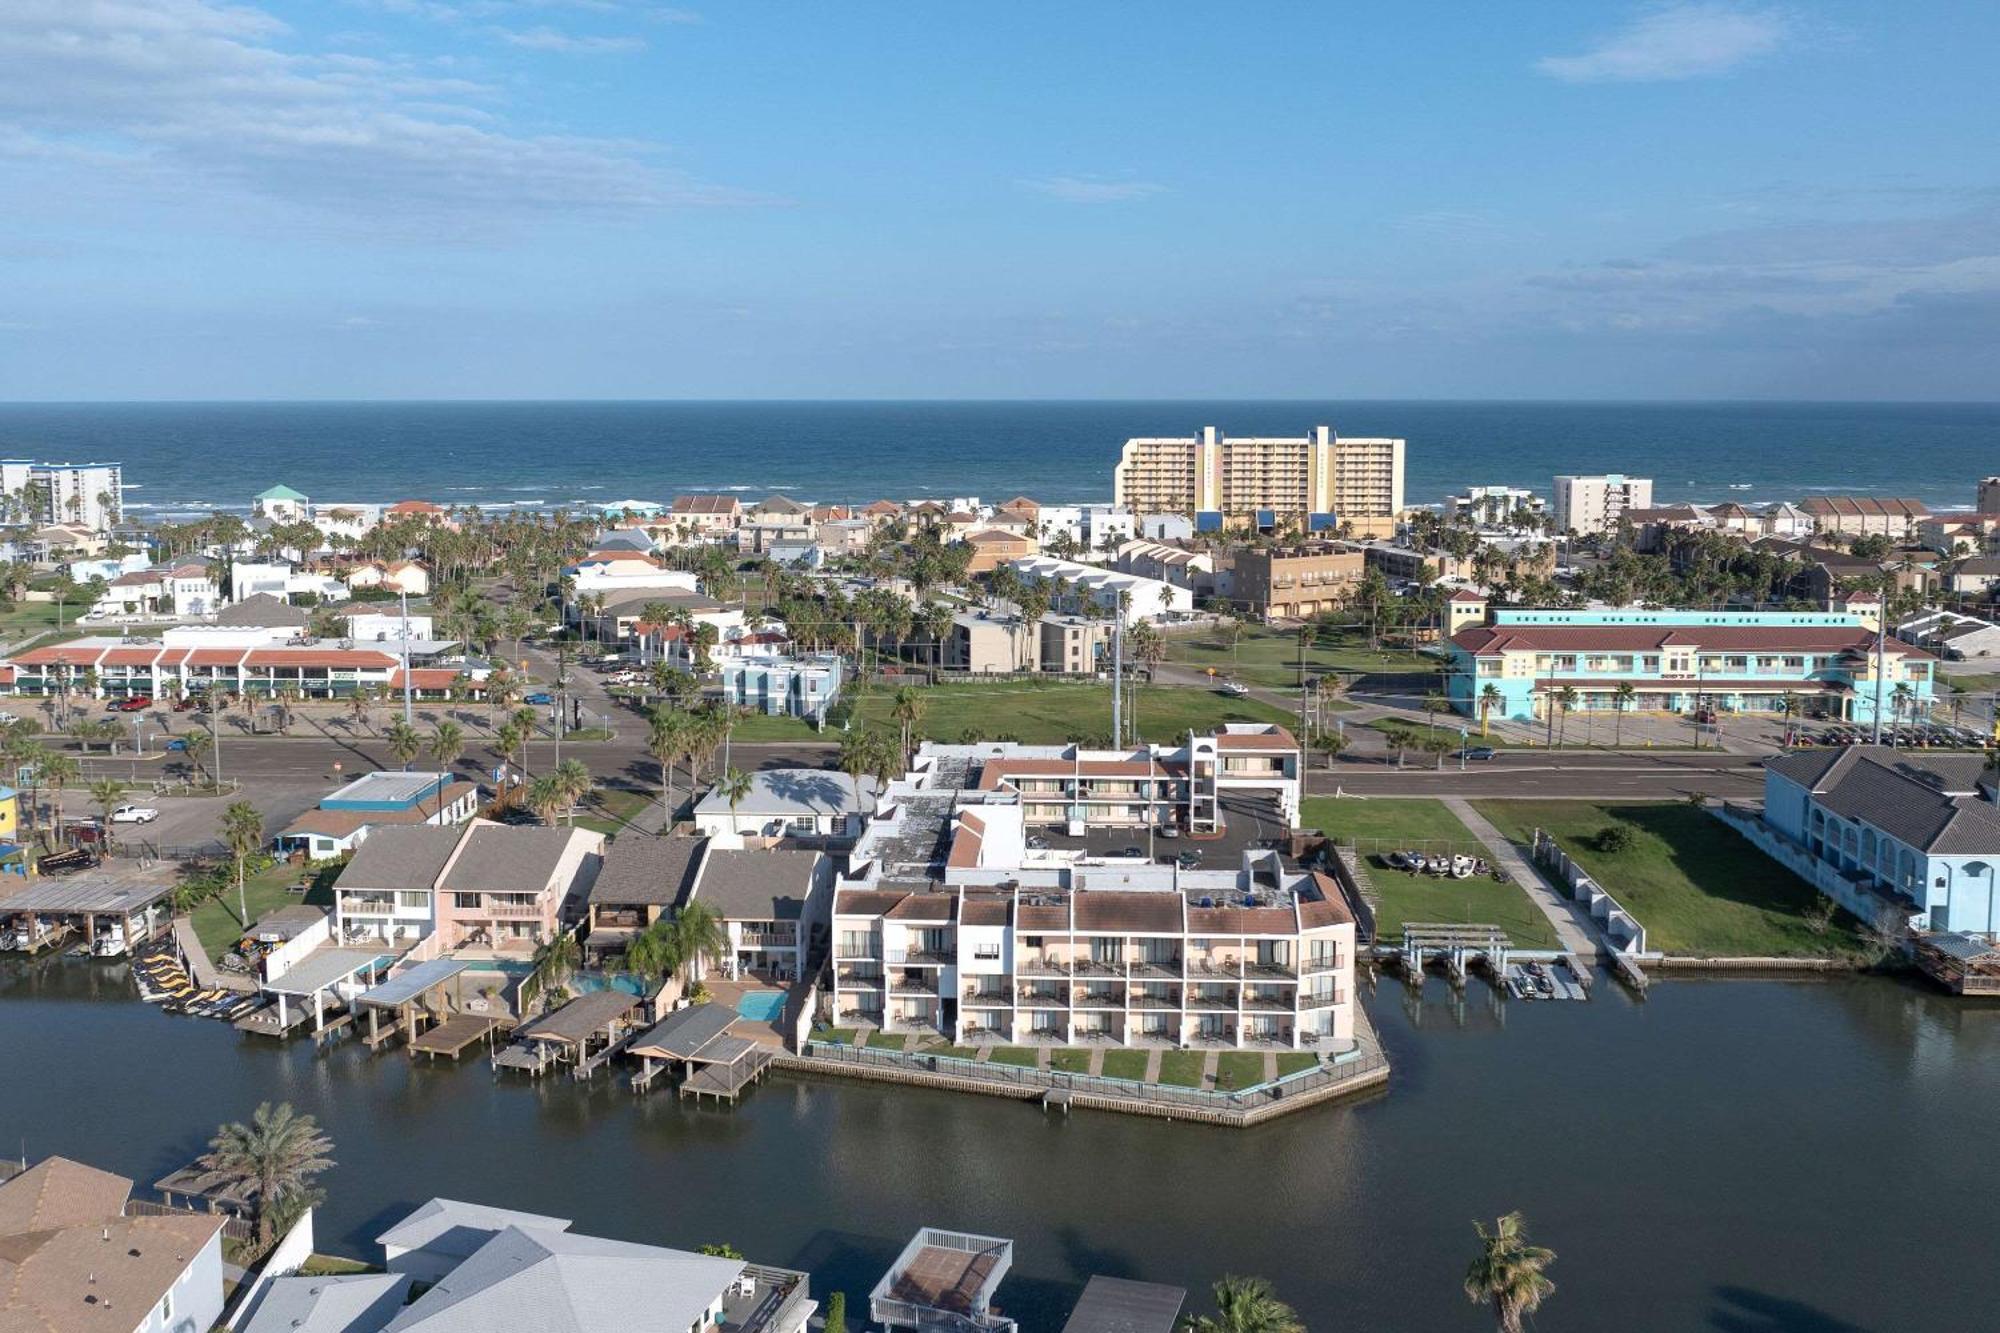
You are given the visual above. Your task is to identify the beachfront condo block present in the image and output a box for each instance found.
[1113,426,1404,531]
[1446,608,1936,726]
[1552,473,1653,536]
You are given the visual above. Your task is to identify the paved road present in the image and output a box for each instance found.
[1305,764,1762,800]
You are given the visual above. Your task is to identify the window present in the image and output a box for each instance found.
[973,942,1000,960]
[452,893,481,910]
[397,891,428,910]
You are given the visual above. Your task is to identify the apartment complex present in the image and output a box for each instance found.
[1799,495,1930,540]
[1446,608,1936,725]
[1552,474,1653,536]
[1225,543,1366,620]
[826,727,1355,1052]
[1112,426,1404,530]
[1446,485,1545,529]
[0,459,124,530]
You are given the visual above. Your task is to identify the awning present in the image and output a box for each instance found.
[357,957,471,1009]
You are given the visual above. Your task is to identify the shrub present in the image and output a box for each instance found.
[1594,825,1635,854]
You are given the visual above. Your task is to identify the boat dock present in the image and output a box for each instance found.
[408,1013,504,1060]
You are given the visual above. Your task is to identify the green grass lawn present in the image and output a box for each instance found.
[1301,797,1561,948]
[297,1256,379,1278]
[1163,624,1439,688]
[1274,1052,1319,1078]
[188,863,335,963]
[866,1031,909,1050]
[730,680,1298,746]
[1156,1050,1207,1087]
[985,1046,1040,1067]
[1098,1049,1149,1081]
[809,1026,858,1045]
[575,786,657,839]
[1213,1051,1267,1091]
[1475,801,1866,958]
[1046,1049,1093,1073]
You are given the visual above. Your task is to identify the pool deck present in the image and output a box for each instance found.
[702,979,790,1049]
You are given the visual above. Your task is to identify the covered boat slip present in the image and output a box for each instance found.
[493,989,640,1079]
[0,866,177,957]
[626,1002,776,1102]
[237,947,391,1040]
[354,957,507,1056]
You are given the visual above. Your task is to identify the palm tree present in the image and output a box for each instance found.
[1612,681,1636,748]
[383,716,422,770]
[427,720,465,818]
[1478,683,1503,739]
[525,774,567,825]
[1554,685,1578,749]
[531,930,581,998]
[1178,1275,1302,1333]
[1312,728,1348,771]
[553,758,591,824]
[199,1101,336,1247]
[717,766,753,836]
[38,749,79,849]
[180,728,214,785]
[89,777,123,854]
[1423,691,1450,738]
[648,707,689,828]
[891,686,926,763]
[1464,1211,1556,1333]
[838,727,877,811]
[666,898,728,985]
[1779,691,1802,748]
[221,799,264,927]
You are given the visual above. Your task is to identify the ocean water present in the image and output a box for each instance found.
[0,400,1992,518]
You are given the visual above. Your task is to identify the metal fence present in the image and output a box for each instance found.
[799,1038,1387,1114]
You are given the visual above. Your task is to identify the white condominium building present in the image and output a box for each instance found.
[827,728,1358,1054]
[1553,473,1653,536]
[0,459,124,530]
[1447,485,1545,529]
[1113,426,1404,524]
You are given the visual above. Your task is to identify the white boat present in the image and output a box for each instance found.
[92,925,128,958]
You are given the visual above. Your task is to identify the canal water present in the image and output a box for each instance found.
[0,960,1978,1331]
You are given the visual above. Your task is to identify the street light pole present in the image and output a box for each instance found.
[399,590,414,726]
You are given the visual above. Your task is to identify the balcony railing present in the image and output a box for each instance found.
[891,974,939,995]
[1017,956,1070,976]
[1299,990,1345,1010]
[1301,953,1342,974]
[482,901,543,919]
[885,948,952,966]
[835,943,880,960]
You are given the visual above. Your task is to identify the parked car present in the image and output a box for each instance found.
[1458,746,1497,761]
[1220,681,1250,698]
[171,696,198,711]
[524,692,555,705]
[108,805,159,824]
[1175,849,1201,870]
[110,695,153,712]
[164,738,188,752]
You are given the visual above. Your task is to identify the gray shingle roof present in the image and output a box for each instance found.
[244,1273,414,1333]
[1062,1277,1188,1333]
[439,825,595,898]
[690,848,822,921]
[216,592,311,627]
[588,837,706,908]
[381,1226,741,1333]
[377,1198,573,1257]
[335,826,465,893]
[1768,745,2000,854]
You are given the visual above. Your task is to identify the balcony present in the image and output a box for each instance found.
[1017,955,1071,977]
[1071,958,1122,978]
[1185,990,1238,1011]
[835,942,881,961]
[962,991,1012,1008]
[1301,953,1342,974]
[1128,958,1183,980]
[482,901,543,920]
[1127,990,1180,1010]
[1016,988,1068,1008]
[890,973,939,996]
[836,969,885,989]
[885,948,952,966]
[1300,989,1345,1010]
[1187,957,1244,979]
[1072,988,1125,1009]
[1242,993,1293,1013]
[1245,960,1298,980]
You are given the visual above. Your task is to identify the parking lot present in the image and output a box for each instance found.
[53,773,327,858]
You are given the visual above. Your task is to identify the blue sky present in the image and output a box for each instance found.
[1,1,1995,400]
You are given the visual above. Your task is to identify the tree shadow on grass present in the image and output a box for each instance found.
[1709,1284,1874,1332]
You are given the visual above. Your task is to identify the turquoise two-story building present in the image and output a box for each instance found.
[1744,747,2000,938]
[1446,608,1934,726]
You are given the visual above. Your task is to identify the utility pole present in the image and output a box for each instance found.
[399,589,414,725]
[1111,617,1123,748]
[1870,613,1889,746]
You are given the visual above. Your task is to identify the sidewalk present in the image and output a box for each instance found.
[1443,798,1606,959]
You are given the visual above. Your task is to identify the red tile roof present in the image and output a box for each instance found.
[243,649,399,669]
[1451,623,1922,657]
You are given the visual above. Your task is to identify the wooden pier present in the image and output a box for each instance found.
[408,1014,502,1061]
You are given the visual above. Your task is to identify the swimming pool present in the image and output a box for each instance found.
[735,990,786,1022]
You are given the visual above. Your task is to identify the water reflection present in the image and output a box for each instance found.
[0,957,1970,1330]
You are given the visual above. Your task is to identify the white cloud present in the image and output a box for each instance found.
[1537,3,1789,83]
[1018,175,1165,205]
[0,0,761,231]
[492,25,645,52]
